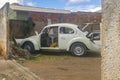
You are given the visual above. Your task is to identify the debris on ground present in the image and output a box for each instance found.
[11,46,32,59]
[9,37,32,59]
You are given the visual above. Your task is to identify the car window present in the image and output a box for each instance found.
[49,26,58,35]
[42,26,58,34]
[60,27,74,34]
[42,27,49,33]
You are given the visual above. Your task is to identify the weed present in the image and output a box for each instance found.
[17,52,72,63]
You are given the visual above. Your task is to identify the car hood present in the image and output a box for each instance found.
[16,35,38,45]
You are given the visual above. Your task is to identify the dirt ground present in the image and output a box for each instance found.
[20,52,101,80]
[0,55,3,60]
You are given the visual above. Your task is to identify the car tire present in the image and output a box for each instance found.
[70,43,86,56]
[23,42,34,53]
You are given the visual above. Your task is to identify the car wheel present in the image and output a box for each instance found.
[23,42,34,53]
[70,43,86,56]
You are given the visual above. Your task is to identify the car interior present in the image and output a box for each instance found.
[41,26,58,47]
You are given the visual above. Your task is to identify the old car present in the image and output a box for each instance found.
[16,23,100,56]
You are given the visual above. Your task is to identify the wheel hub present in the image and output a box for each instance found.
[24,45,31,51]
[74,46,84,55]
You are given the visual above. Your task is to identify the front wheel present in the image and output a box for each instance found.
[70,43,86,56]
[23,42,34,53]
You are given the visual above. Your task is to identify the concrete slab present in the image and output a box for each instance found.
[0,59,42,80]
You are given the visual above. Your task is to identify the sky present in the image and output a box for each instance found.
[0,0,101,12]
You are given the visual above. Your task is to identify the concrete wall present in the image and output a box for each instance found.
[16,11,29,20]
[0,3,9,59]
[10,20,26,38]
[9,8,17,20]
[102,0,120,80]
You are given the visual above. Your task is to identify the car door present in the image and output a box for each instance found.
[59,26,76,49]
[40,26,59,48]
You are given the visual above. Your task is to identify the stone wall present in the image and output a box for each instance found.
[102,0,120,80]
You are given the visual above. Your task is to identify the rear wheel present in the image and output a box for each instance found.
[70,43,86,56]
[23,42,34,53]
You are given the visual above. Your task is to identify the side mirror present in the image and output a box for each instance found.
[35,31,39,36]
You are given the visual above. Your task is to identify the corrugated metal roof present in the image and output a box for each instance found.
[10,5,71,14]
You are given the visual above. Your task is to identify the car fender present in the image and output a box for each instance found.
[20,37,40,50]
[66,37,100,52]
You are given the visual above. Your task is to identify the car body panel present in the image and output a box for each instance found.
[66,37,100,52]
[16,23,100,53]
[16,36,40,50]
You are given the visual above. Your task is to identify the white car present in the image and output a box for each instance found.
[16,23,100,56]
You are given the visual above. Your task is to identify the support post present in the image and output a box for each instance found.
[102,0,120,80]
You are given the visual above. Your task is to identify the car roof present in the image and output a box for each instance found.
[46,23,78,28]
